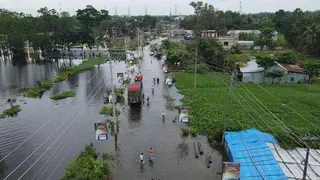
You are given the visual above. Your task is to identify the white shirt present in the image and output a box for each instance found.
[162,112,165,116]
[140,154,144,160]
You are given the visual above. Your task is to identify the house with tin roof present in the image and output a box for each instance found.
[238,59,309,84]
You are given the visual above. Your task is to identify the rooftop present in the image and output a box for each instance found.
[240,59,264,73]
[278,63,304,73]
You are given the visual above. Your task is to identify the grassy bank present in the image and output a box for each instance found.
[174,72,320,148]
[50,91,76,100]
[23,57,106,98]
[0,105,22,118]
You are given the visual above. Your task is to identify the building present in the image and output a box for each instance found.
[224,129,320,179]
[237,41,254,50]
[239,59,309,84]
[217,36,236,50]
[201,30,218,38]
[228,30,278,42]
[227,30,261,39]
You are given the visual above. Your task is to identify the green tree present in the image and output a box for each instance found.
[303,61,320,83]
[224,54,248,70]
[198,37,226,69]
[256,55,276,83]
[255,28,275,49]
[266,70,284,84]
[275,50,297,64]
[276,34,288,47]
[76,5,110,49]
[62,143,110,180]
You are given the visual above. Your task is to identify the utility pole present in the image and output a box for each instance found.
[221,71,235,145]
[194,43,197,88]
[109,52,117,135]
[302,147,310,180]
[125,38,130,81]
[137,28,140,68]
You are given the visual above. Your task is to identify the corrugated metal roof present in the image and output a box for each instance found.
[278,63,304,73]
[267,143,320,180]
[240,60,264,73]
[225,129,287,179]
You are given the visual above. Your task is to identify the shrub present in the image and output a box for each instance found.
[180,128,190,136]
[100,106,120,116]
[50,91,76,100]
[190,128,197,137]
[0,105,22,118]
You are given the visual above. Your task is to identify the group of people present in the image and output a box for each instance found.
[140,147,153,163]
[153,77,160,84]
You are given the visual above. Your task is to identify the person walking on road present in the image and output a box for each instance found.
[140,153,144,163]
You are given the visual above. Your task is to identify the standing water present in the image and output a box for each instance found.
[0,43,222,180]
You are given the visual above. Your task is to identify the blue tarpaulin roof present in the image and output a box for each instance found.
[225,128,288,180]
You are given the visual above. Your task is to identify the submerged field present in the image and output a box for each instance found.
[173,72,320,148]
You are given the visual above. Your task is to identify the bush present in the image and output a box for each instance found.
[62,143,112,180]
[100,106,120,116]
[180,128,190,136]
[130,58,139,65]
[0,105,22,118]
[50,91,76,100]
[190,128,197,137]
[23,80,53,98]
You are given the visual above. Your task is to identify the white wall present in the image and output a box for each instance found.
[242,71,264,83]
[265,65,309,84]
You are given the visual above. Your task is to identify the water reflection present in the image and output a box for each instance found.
[0,155,7,180]
[128,104,142,128]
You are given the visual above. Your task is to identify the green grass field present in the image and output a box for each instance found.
[173,72,320,148]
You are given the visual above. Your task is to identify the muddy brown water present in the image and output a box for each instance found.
[0,43,222,180]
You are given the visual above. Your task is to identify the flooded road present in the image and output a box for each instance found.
[0,41,222,180]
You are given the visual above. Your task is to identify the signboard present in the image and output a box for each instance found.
[179,107,189,122]
[94,122,108,141]
[222,162,240,180]
[117,72,124,82]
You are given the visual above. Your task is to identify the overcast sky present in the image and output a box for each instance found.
[0,0,319,16]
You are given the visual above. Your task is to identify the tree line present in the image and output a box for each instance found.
[180,1,320,57]
[0,6,163,59]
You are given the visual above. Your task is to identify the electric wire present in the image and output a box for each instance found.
[0,58,108,164]
[30,79,107,180]
[11,77,107,180]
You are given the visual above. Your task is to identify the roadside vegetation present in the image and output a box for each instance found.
[62,143,113,180]
[50,91,76,100]
[99,105,120,116]
[23,57,105,98]
[130,58,139,65]
[0,105,22,119]
[174,72,320,148]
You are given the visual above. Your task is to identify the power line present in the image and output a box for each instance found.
[30,79,108,180]
[4,77,107,179]
[16,78,108,180]
[0,60,107,164]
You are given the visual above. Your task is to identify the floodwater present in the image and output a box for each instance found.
[0,40,222,180]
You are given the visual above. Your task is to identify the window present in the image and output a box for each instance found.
[290,77,294,82]
[224,42,229,46]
